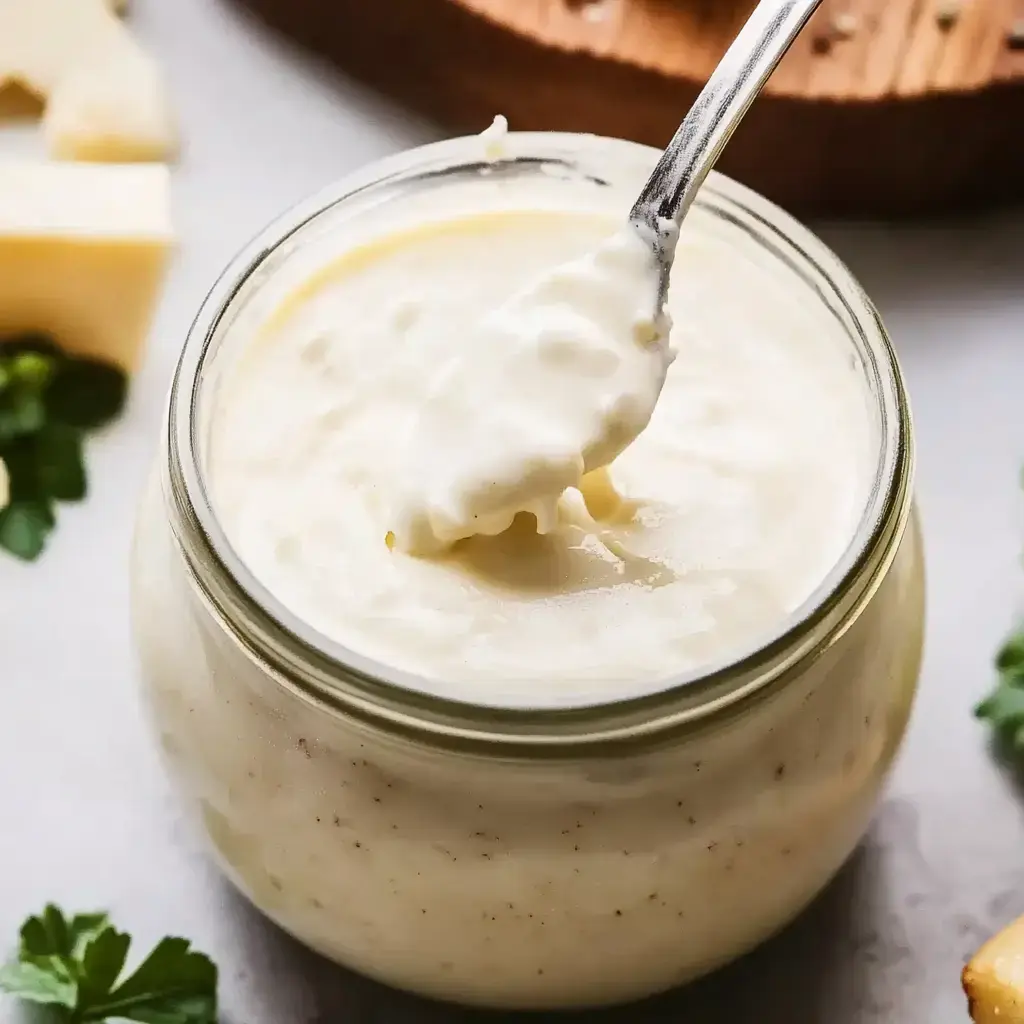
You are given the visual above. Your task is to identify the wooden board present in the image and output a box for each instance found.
[232,0,1024,217]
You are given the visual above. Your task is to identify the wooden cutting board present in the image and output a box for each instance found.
[233,0,1024,217]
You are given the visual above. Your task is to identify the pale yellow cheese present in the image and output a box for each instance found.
[0,161,173,371]
[965,915,1024,1023]
[0,0,175,162]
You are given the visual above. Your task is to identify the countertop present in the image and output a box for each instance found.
[1,1,1023,1021]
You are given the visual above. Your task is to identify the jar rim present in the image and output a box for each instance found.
[167,131,914,749]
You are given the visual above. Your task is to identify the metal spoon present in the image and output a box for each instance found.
[629,0,825,306]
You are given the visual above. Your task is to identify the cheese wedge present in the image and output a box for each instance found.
[0,161,173,371]
[0,0,175,161]
[964,914,1024,1023]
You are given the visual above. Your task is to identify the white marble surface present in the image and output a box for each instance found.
[2,1,1024,1021]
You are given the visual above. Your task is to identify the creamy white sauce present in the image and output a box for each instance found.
[479,114,508,160]
[133,136,919,1011]
[209,171,873,702]
[388,224,672,554]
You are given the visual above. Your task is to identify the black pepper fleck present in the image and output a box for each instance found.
[775,763,786,780]
[297,738,312,759]
[688,816,697,826]
[615,910,623,917]
[333,815,341,827]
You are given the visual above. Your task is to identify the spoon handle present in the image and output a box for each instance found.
[629,0,824,240]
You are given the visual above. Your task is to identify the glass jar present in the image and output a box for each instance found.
[131,132,924,1010]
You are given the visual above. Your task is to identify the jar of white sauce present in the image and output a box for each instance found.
[131,131,924,1010]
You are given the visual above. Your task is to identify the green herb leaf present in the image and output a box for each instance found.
[11,351,56,390]
[0,499,55,560]
[0,390,45,442]
[36,424,86,502]
[46,359,128,431]
[83,937,217,1024]
[78,928,130,1007]
[996,631,1024,678]
[0,332,65,361]
[977,629,1024,753]
[0,336,131,561]
[68,916,111,960]
[0,958,76,1009]
[1,907,218,1024]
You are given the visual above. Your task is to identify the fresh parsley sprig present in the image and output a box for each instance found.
[0,334,128,561]
[0,904,217,1024]
[976,631,1024,751]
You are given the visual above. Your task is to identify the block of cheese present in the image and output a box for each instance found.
[0,161,173,371]
[964,914,1024,1023]
[0,0,175,162]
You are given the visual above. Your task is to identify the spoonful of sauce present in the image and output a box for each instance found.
[388,0,824,556]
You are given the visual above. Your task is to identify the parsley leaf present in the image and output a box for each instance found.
[84,936,217,1023]
[976,630,1024,750]
[0,500,55,560]
[0,390,45,442]
[36,423,87,502]
[0,334,129,560]
[0,958,77,1009]
[0,905,217,1024]
[46,358,128,431]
